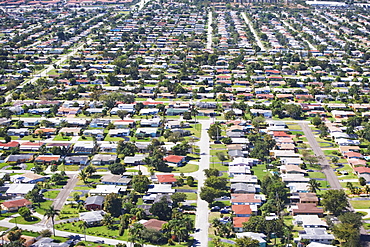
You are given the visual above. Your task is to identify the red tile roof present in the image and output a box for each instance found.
[0,141,19,148]
[157,174,177,183]
[354,167,370,174]
[163,155,185,163]
[232,205,252,215]
[142,219,167,231]
[2,198,32,209]
[233,217,250,228]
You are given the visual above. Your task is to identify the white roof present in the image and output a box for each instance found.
[147,184,175,194]
[6,183,35,194]
[89,185,126,194]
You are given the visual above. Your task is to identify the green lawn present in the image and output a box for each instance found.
[252,165,268,180]
[10,216,40,225]
[34,200,53,215]
[43,190,60,199]
[308,172,326,179]
[0,226,8,232]
[59,165,80,171]
[172,163,199,173]
[58,204,88,220]
[351,200,370,209]
[53,135,72,141]
[189,124,202,138]
[104,135,125,142]
[184,192,197,200]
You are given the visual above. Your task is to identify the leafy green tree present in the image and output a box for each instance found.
[109,163,126,175]
[132,175,150,193]
[308,179,321,193]
[284,104,302,119]
[78,170,88,184]
[359,177,366,186]
[338,212,363,229]
[204,168,220,178]
[171,193,187,207]
[117,110,128,120]
[149,197,172,221]
[186,176,195,186]
[333,223,360,246]
[235,237,260,247]
[171,142,191,156]
[200,186,220,204]
[321,190,349,216]
[84,165,96,177]
[216,152,228,166]
[44,205,60,236]
[18,207,31,220]
[117,141,137,157]
[207,123,221,140]
[102,213,115,230]
[204,176,228,191]
[104,193,122,217]
[311,116,322,127]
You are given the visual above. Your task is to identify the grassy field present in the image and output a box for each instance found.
[252,165,269,179]
[10,216,40,225]
[184,192,197,200]
[351,200,370,209]
[308,172,326,179]
[59,165,80,171]
[58,204,88,220]
[43,190,60,199]
[53,135,72,141]
[172,163,199,173]
[34,200,53,215]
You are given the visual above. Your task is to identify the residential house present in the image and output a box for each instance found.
[90,119,111,128]
[141,219,168,231]
[294,215,328,228]
[1,198,32,212]
[163,155,186,167]
[10,173,48,184]
[79,210,106,226]
[108,129,130,137]
[297,228,335,245]
[34,155,60,164]
[231,183,261,194]
[123,154,147,166]
[89,185,127,196]
[5,184,35,197]
[73,142,96,154]
[136,128,158,137]
[236,232,267,247]
[91,154,117,166]
[233,217,250,232]
[5,154,33,163]
[291,203,324,216]
[84,196,104,211]
[64,156,89,166]
[147,184,175,194]
[7,128,29,136]
[83,129,104,140]
[113,120,135,128]
[232,204,253,217]
[59,127,81,136]
[101,175,131,186]
[156,174,177,185]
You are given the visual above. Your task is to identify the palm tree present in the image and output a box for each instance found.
[44,205,60,236]
[128,223,144,246]
[308,179,321,193]
[364,185,370,195]
[102,213,114,230]
[79,221,88,242]
[78,170,88,184]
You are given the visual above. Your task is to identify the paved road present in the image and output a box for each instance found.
[38,174,79,227]
[300,123,342,189]
[193,120,211,247]
[241,12,266,52]
[206,11,213,50]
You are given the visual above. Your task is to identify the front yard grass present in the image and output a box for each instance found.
[34,200,53,215]
[184,192,197,200]
[351,200,370,209]
[308,172,326,179]
[53,135,72,141]
[10,216,40,225]
[172,163,199,173]
[43,190,60,199]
